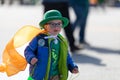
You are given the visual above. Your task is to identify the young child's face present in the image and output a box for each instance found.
[44,20,62,36]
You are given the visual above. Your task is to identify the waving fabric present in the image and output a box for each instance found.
[0,25,45,76]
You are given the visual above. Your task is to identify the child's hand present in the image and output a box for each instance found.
[31,57,38,65]
[72,68,79,74]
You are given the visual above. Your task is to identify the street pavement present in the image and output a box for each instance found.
[0,5,120,80]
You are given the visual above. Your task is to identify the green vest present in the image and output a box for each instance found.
[44,34,68,80]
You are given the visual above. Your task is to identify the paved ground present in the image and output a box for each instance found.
[0,5,120,80]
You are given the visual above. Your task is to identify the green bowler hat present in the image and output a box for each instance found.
[39,10,69,28]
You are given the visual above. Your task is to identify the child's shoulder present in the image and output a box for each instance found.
[37,33,47,38]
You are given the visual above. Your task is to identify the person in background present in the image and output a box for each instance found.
[9,0,24,5]
[0,0,4,5]
[70,0,90,46]
[97,0,106,9]
[25,10,79,80]
[41,0,81,52]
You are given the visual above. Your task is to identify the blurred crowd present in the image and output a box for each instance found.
[90,0,120,7]
[0,0,40,5]
[0,0,120,7]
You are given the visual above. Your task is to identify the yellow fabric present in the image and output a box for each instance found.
[0,25,45,76]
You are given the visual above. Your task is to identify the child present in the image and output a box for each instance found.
[24,10,79,80]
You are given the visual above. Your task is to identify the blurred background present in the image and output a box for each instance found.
[0,0,120,7]
[0,0,120,80]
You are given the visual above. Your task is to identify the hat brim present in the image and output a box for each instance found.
[39,17,69,28]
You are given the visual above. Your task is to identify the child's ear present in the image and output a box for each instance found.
[44,25,48,30]
[44,25,47,29]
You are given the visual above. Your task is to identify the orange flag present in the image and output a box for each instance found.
[0,25,45,76]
